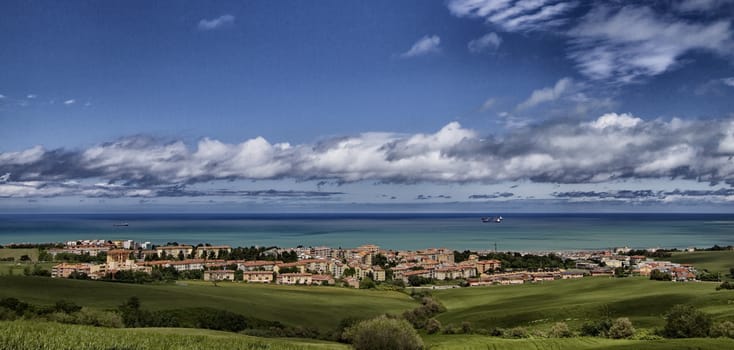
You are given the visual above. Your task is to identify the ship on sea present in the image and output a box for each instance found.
[112,223,129,227]
[481,216,503,223]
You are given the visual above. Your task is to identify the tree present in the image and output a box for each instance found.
[662,304,712,338]
[608,317,635,339]
[550,321,572,338]
[425,318,441,334]
[344,316,424,350]
[650,269,672,281]
[710,321,734,338]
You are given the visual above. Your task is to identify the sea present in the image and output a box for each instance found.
[1,213,733,252]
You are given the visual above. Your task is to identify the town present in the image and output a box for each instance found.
[40,239,706,287]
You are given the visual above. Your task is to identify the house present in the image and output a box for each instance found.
[242,271,274,283]
[203,269,235,281]
[196,245,232,259]
[156,245,194,259]
[51,263,105,279]
[311,274,335,285]
[277,273,312,285]
[236,260,280,271]
[561,270,586,279]
[476,259,502,274]
[343,277,360,288]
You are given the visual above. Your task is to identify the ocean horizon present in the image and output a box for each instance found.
[1,212,733,252]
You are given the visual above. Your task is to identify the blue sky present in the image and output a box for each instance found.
[1,0,734,212]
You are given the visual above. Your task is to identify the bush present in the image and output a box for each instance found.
[425,318,441,334]
[662,304,712,338]
[461,321,472,334]
[608,317,635,339]
[504,326,529,339]
[650,269,672,281]
[716,281,734,290]
[344,316,424,350]
[549,322,572,338]
[710,321,734,338]
[580,318,612,337]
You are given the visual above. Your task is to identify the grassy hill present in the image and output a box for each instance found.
[431,277,734,330]
[0,320,349,350]
[667,250,734,280]
[0,276,417,331]
[0,248,38,262]
[424,334,734,350]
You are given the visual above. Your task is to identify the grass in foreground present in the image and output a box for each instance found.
[0,320,348,350]
[432,277,734,330]
[425,334,734,350]
[0,276,417,331]
[0,248,38,262]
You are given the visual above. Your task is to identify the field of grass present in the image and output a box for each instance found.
[0,276,417,331]
[424,334,734,350]
[668,251,734,280]
[432,277,734,331]
[0,248,38,262]
[0,262,54,276]
[0,321,349,350]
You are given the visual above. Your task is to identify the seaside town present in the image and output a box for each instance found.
[32,238,708,288]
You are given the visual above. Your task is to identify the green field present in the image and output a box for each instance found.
[425,334,734,350]
[432,277,734,330]
[0,321,349,350]
[0,276,417,330]
[0,248,38,262]
[668,251,734,280]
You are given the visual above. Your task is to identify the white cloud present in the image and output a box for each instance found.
[197,14,235,31]
[0,94,5,99]
[722,77,734,87]
[448,0,578,31]
[447,1,734,83]
[26,94,36,99]
[64,99,75,105]
[6,114,734,197]
[479,97,496,111]
[400,35,441,58]
[567,5,733,82]
[517,77,574,109]
[468,32,502,53]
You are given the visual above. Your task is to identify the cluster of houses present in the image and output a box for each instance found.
[49,240,701,286]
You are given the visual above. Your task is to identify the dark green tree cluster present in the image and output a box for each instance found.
[53,252,107,264]
[343,316,424,350]
[649,269,672,281]
[478,252,572,271]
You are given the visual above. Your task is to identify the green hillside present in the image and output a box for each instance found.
[432,277,734,330]
[0,276,417,330]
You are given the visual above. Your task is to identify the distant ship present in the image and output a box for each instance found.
[112,223,129,227]
[481,216,503,223]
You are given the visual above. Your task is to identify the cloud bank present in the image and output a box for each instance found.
[198,14,235,31]
[3,113,734,198]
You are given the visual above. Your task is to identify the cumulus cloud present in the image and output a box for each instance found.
[400,35,441,58]
[447,1,734,83]
[468,32,502,53]
[5,113,734,198]
[517,77,574,109]
[63,99,75,105]
[553,188,734,202]
[198,14,235,31]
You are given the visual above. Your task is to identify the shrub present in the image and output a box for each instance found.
[344,316,424,350]
[608,317,635,339]
[710,321,734,338]
[549,322,572,338]
[460,321,472,334]
[662,304,712,338]
[504,326,529,339]
[716,281,734,290]
[425,318,441,334]
[580,318,612,337]
[650,269,672,281]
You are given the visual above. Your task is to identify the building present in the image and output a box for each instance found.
[156,245,194,259]
[277,273,312,285]
[196,245,232,259]
[242,271,274,283]
[203,269,235,281]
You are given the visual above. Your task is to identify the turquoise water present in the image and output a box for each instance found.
[1,213,733,251]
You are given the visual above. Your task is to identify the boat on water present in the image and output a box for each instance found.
[481,216,503,223]
[112,223,129,227]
